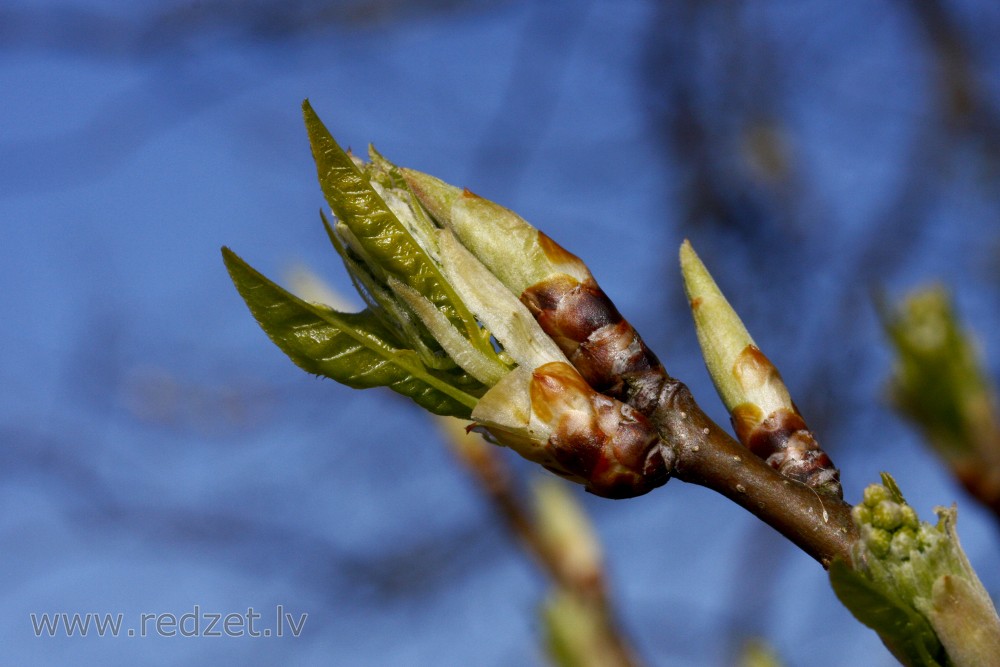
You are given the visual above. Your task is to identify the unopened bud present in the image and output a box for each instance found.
[680,240,841,496]
[472,361,670,499]
[881,284,1000,516]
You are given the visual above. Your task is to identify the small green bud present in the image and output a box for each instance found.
[739,639,783,667]
[864,525,893,558]
[679,241,792,419]
[872,499,904,531]
[881,285,1000,467]
[542,588,636,667]
[863,483,890,508]
[900,504,919,530]
[890,529,917,561]
[917,522,942,551]
[533,478,603,589]
[851,504,872,527]
[680,241,841,496]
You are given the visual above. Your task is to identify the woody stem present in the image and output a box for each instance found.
[651,380,858,568]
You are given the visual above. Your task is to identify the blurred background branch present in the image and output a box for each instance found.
[437,417,642,667]
[880,285,1000,522]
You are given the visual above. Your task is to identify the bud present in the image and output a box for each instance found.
[831,473,1000,666]
[404,166,668,412]
[472,361,670,499]
[229,103,674,495]
[739,639,783,667]
[542,588,637,667]
[679,240,841,497]
[880,285,1000,516]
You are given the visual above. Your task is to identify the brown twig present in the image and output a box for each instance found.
[519,244,857,567]
[401,126,859,568]
[650,380,857,568]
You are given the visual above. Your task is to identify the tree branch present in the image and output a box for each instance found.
[652,380,857,568]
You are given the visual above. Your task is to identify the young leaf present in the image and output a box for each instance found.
[401,166,591,295]
[881,472,907,505]
[222,247,480,418]
[829,559,945,667]
[437,230,568,370]
[301,100,491,358]
[321,212,452,370]
[387,276,509,386]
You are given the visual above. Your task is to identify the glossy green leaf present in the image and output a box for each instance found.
[301,100,491,357]
[829,559,945,667]
[320,211,451,370]
[222,247,480,418]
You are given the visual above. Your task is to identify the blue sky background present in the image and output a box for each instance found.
[3,1,1000,665]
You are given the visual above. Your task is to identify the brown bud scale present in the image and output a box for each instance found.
[736,407,842,498]
[521,273,667,415]
[732,344,782,397]
[529,362,669,499]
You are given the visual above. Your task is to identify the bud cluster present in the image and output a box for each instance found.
[225,102,669,498]
[852,483,954,598]
[224,102,1000,661]
[843,474,1000,666]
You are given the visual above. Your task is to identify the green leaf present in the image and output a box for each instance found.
[829,559,945,667]
[321,211,451,370]
[880,472,907,505]
[301,100,490,357]
[222,247,480,418]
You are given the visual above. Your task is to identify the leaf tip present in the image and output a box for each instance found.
[220,245,243,273]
